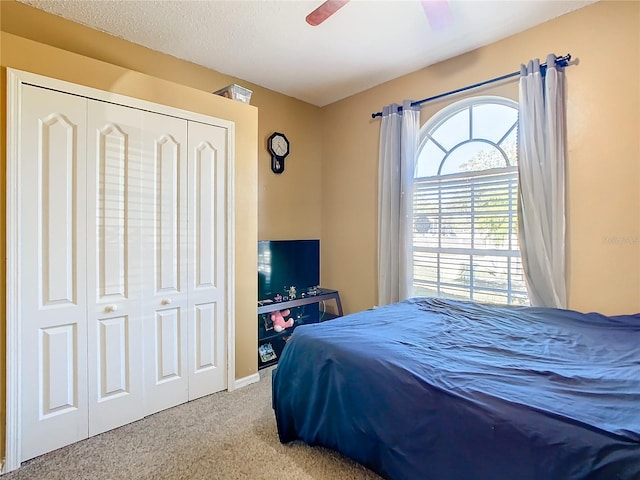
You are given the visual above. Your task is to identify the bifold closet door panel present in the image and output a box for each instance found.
[186,121,228,400]
[141,111,190,415]
[19,85,90,462]
[14,73,232,466]
[86,100,145,436]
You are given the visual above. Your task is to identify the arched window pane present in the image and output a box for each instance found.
[440,142,508,175]
[472,103,518,143]
[452,143,508,173]
[500,127,519,166]
[415,140,445,178]
[431,108,469,150]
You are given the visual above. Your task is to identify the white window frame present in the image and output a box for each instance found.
[412,96,528,305]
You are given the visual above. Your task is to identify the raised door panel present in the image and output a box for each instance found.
[187,121,227,400]
[141,111,189,414]
[19,85,89,461]
[86,100,145,436]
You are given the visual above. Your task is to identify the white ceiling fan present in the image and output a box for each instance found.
[306,0,453,30]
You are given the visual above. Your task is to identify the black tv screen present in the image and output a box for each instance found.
[258,240,320,300]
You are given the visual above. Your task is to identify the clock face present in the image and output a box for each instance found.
[269,133,289,157]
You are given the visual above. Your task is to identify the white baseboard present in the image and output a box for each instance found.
[232,372,260,390]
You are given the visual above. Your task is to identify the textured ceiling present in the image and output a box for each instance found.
[19,0,596,107]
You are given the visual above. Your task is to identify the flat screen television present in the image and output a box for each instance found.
[258,239,320,300]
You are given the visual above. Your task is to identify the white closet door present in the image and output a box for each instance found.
[86,100,145,435]
[187,122,227,399]
[141,111,190,414]
[19,85,89,461]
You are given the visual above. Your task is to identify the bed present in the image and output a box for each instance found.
[272,297,640,480]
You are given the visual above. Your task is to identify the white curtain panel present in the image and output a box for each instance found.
[399,101,420,300]
[518,54,567,308]
[378,101,420,306]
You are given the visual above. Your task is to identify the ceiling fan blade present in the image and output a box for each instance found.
[306,0,350,27]
[420,0,453,31]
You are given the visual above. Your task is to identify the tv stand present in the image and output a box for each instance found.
[258,288,343,316]
[257,288,343,369]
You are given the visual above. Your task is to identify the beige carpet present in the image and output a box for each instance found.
[3,367,383,480]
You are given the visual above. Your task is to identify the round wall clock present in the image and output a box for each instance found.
[267,132,290,174]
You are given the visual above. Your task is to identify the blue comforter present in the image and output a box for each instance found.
[272,298,640,480]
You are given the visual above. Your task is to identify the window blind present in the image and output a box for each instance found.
[412,166,528,305]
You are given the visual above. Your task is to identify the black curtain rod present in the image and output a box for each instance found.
[371,54,572,119]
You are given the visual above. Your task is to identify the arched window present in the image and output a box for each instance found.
[412,96,528,305]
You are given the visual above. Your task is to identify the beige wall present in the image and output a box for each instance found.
[321,0,640,316]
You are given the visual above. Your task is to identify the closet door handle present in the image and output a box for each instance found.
[161,298,172,305]
[104,304,118,313]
